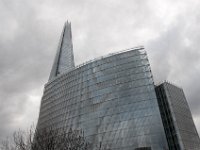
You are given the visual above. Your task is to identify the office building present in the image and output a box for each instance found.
[155,82,200,150]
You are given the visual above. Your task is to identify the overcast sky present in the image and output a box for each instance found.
[0,0,200,140]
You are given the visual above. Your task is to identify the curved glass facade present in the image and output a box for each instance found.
[37,48,168,150]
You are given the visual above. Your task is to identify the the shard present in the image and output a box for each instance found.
[49,21,75,81]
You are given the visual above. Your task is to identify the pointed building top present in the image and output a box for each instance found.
[49,21,75,81]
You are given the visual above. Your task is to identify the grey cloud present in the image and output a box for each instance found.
[1,0,200,140]
[147,8,200,133]
[0,0,54,139]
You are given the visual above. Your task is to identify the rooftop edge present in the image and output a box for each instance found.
[47,46,145,85]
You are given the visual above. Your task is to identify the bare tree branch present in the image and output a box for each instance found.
[1,126,110,150]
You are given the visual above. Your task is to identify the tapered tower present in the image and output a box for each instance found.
[49,21,75,81]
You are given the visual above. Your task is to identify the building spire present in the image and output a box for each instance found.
[49,21,75,81]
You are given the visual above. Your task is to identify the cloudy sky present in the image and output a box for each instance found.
[0,0,200,140]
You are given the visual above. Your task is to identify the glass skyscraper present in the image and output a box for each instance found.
[155,82,200,150]
[37,22,199,150]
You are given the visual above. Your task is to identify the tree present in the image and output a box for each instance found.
[1,138,15,150]
[0,126,111,150]
[1,127,88,150]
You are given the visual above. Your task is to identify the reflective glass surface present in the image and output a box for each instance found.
[37,49,168,150]
[156,82,200,150]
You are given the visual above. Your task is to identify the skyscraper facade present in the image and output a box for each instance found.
[155,82,200,150]
[37,22,200,150]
